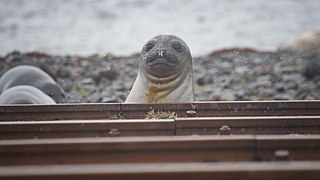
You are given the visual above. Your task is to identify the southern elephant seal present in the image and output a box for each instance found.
[126,35,194,103]
[0,65,66,103]
[0,85,56,104]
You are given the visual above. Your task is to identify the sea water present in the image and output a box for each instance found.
[0,0,319,56]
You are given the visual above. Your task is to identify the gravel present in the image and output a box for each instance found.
[1,49,320,103]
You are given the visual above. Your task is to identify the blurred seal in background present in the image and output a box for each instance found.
[0,85,56,104]
[0,65,66,103]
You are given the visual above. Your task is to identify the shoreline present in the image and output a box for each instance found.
[1,49,319,103]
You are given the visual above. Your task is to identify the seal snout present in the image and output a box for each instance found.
[146,51,178,67]
[156,49,166,58]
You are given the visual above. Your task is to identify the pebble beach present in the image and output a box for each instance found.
[1,49,319,103]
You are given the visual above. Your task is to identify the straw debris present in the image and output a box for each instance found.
[145,110,177,119]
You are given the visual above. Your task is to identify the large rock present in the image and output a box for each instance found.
[303,54,320,79]
[278,29,320,54]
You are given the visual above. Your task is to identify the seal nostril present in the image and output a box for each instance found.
[156,49,166,57]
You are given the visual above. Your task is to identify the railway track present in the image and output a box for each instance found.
[0,116,319,139]
[0,100,320,179]
[1,100,320,121]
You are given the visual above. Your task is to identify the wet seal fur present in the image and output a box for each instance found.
[0,65,66,103]
[126,35,194,103]
[0,85,56,104]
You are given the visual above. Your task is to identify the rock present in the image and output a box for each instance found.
[210,48,258,56]
[79,60,90,67]
[296,87,319,100]
[101,97,119,103]
[281,74,303,83]
[231,73,251,85]
[219,90,236,101]
[303,54,320,79]
[273,93,291,100]
[258,87,276,96]
[24,52,52,59]
[256,65,272,75]
[235,66,250,74]
[81,78,95,85]
[92,69,119,83]
[123,81,133,91]
[57,67,71,78]
[197,74,213,85]
[256,75,273,87]
[101,69,119,81]
[218,61,233,70]
[275,82,286,92]
[4,51,23,64]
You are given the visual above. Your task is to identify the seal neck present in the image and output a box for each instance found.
[140,66,191,103]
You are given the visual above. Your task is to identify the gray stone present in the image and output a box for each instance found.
[219,90,236,101]
[197,74,213,85]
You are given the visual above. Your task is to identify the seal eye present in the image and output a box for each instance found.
[145,42,155,52]
[172,42,183,53]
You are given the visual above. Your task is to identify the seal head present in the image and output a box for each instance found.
[126,35,194,103]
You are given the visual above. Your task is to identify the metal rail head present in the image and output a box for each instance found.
[1,101,320,120]
[1,116,320,139]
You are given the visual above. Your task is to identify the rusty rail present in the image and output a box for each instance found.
[0,135,319,165]
[0,119,175,139]
[0,116,319,139]
[0,103,121,120]
[176,116,320,135]
[1,100,320,120]
[122,100,320,118]
[1,162,320,180]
